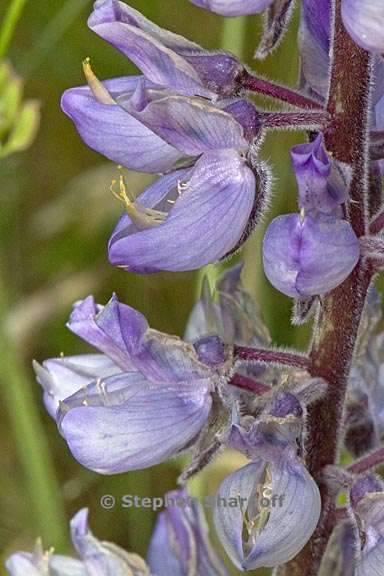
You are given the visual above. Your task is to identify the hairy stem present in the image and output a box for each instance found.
[228,373,270,395]
[370,210,384,234]
[234,345,310,370]
[239,69,323,110]
[261,111,330,130]
[348,447,384,474]
[276,1,373,573]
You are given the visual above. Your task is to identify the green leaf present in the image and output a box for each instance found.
[0,69,23,137]
[0,98,40,157]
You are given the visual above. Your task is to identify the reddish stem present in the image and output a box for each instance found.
[276,1,373,573]
[228,373,270,395]
[239,69,323,110]
[261,111,330,130]
[370,211,384,234]
[233,345,310,370]
[348,447,384,475]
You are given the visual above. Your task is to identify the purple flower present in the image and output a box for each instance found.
[6,508,150,575]
[64,77,264,272]
[262,212,360,298]
[62,1,268,273]
[290,134,347,214]
[34,294,232,474]
[341,0,384,54]
[88,0,243,97]
[349,474,384,575]
[147,489,228,575]
[187,0,273,16]
[61,75,183,174]
[213,407,321,570]
[107,150,258,272]
[318,521,357,576]
[299,0,331,99]
[62,0,245,172]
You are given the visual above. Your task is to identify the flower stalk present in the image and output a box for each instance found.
[234,345,311,370]
[348,447,384,474]
[276,0,374,573]
[239,69,323,110]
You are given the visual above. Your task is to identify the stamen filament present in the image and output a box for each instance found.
[110,171,167,229]
[83,57,115,105]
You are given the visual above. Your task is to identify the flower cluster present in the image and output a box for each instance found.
[6,0,384,574]
[6,491,226,576]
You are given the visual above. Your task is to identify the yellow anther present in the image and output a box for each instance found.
[110,169,167,230]
[83,57,115,105]
[299,207,306,222]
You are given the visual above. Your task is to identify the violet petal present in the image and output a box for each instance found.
[262,213,360,298]
[61,77,182,173]
[109,150,256,272]
[117,86,248,156]
[59,373,212,473]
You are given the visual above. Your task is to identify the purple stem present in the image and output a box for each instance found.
[348,447,384,475]
[370,211,384,234]
[334,507,349,522]
[228,373,270,395]
[234,345,310,370]
[239,69,323,110]
[261,111,330,130]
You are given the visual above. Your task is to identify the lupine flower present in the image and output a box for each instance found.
[213,393,321,570]
[262,212,360,298]
[187,0,274,17]
[341,0,384,54]
[62,1,269,273]
[62,0,245,173]
[34,294,233,474]
[147,488,228,575]
[299,0,331,99]
[290,133,348,214]
[88,0,243,98]
[6,508,150,575]
[318,521,357,576]
[107,87,263,272]
[349,474,384,575]
[61,74,184,174]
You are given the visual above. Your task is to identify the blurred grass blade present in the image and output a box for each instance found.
[22,0,91,77]
[0,0,28,60]
[0,270,68,549]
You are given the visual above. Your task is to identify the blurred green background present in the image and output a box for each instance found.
[0,1,309,573]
